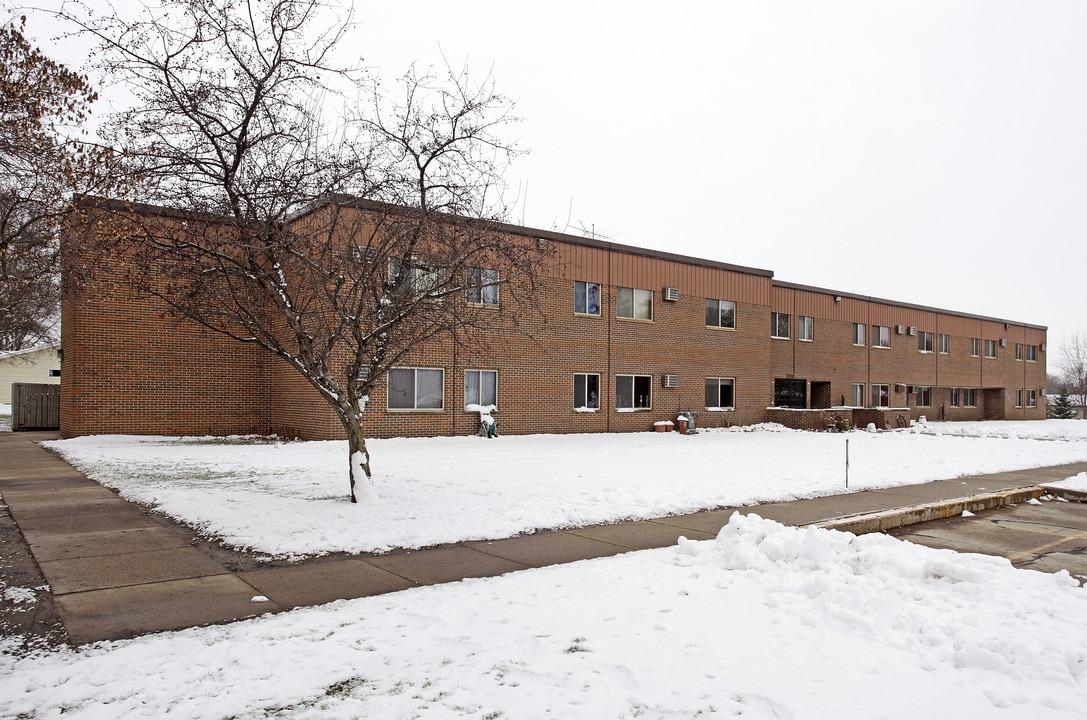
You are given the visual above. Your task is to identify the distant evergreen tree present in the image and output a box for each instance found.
[1049,388,1078,419]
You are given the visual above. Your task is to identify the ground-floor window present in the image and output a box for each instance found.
[851,383,865,407]
[574,373,600,410]
[916,386,932,407]
[616,374,651,410]
[950,388,960,407]
[464,369,497,408]
[963,388,977,407]
[1027,389,1037,408]
[705,377,735,409]
[1015,389,1023,408]
[872,384,890,408]
[773,378,806,408]
[388,367,444,410]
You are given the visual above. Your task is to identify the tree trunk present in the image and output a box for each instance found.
[345,415,379,504]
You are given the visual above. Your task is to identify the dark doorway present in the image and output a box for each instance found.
[810,381,832,409]
[774,379,807,408]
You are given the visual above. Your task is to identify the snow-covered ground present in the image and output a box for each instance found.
[0,402,10,432]
[2,420,1087,718]
[38,419,1087,558]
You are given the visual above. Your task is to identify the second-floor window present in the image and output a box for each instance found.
[971,338,981,357]
[799,316,814,341]
[466,267,499,305]
[852,323,865,346]
[918,331,934,353]
[873,325,891,348]
[771,312,790,339]
[574,281,601,315]
[706,299,736,329]
[939,333,950,354]
[1027,345,1038,361]
[617,287,653,320]
[984,340,997,358]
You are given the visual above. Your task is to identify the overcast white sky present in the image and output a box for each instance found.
[24,0,1087,358]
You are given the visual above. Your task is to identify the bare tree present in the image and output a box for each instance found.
[64,0,546,502]
[0,15,117,350]
[1057,332,1087,412]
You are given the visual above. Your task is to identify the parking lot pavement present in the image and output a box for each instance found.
[887,496,1087,583]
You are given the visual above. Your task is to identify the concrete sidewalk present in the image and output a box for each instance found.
[3,430,1087,645]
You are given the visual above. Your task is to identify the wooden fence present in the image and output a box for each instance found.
[11,383,60,431]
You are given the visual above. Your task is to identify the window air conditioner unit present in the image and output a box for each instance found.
[1000,338,1007,347]
[351,245,377,263]
[908,326,917,336]
[663,287,680,302]
[663,374,679,388]
[1041,343,1047,352]
[895,325,906,335]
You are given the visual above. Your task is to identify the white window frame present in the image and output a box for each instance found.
[574,281,601,316]
[851,383,865,407]
[771,312,790,339]
[938,333,950,354]
[984,339,997,359]
[388,367,445,411]
[1026,345,1038,362]
[1027,389,1038,408]
[1015,343,1023,361]
[798,316,814,342]
[615,374,652,410]
[950,387,960,407]
[963,388,977,407]
[617,287,653,321]
[918,331,934,353]
[574,373,601,410]
[970,338,981,357]
[852,323,865,346]
[466,267,499,306]
[705,377,736,410]
[1015,389,1023,408]
[873,325,891,348]
[464,369,497,408]
[916,386,932,407]
[389,257,442,299]
[706,298,736,329]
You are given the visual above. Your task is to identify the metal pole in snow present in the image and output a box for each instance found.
[845,438,849,490]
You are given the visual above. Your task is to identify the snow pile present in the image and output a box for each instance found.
[40,421,1087,558]
[2,515,1086,718]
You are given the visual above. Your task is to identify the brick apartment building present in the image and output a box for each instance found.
[59,198,1048,440]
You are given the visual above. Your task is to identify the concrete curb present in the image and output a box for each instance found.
[809,486,1047,535]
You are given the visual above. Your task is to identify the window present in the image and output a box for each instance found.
[939,333,950,354]
[466,267,499,305]
[617,287,653,320]
[918,331,934,353]
[1015,343,1023,361]
[950,388,960,407]
[389,257,442,298]
[963,388,977,407]
[574,281,601,316]
[706,299,736,329]
[1015,389,1023,408]
[388,368,444,410]
[1026,345,1038,362]
[971,338,981,357]
[464,369,497,408]
[615,374,651,409]
[872,384,890,408]
[798,316,814,342]
[916,386,932,407]
[48,369,61,378]
[1027,389,1037,408]
[852,323,865,346]
[771,312,790,339]
[705,377,735,409]
[851,383,865,407]
[984,340,997,358]
[872,325,891,348]
[773,379,806,408]
[574,373,600,410]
